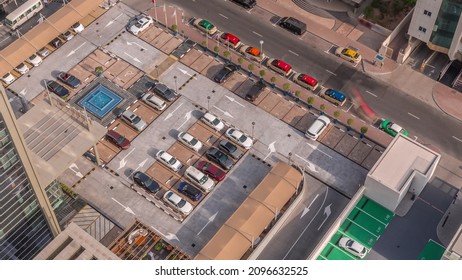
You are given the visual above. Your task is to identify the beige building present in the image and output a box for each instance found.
[364,135,440,212]
[34,222,119,260]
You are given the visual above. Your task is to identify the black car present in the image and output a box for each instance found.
[218,140,242,159]
[177,182,203,201]
[231,0,256,9]
[206,147,234,170]
[46,80,69,98]
[58,72,81,88]
[133,171,160,193]
[245,80,266,101]
[214,63,237,83]
[49,37,63,49]
[278,17,306,36]
[152,82,177,101]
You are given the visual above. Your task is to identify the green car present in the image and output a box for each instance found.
[380,119,408,137]
[193,18,217,35]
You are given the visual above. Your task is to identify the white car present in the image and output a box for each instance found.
[305,115,330,140]
[156,150,183,172]
[121,110,147,131]
[163,191,193,215]
[178,132,203,152]
[338,237,368,258]
[15,63,29,75]
[37,47,50,58]
[2,72,15,85]
[61,30,74,41]
[27,54,43,67]
[201,113,225,131]
[142,93,166,111]
[128,15,153,35]
[72,22,85,33]
[225,128,253,149]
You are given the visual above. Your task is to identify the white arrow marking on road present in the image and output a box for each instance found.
[263,141,277,161]
[225,95,244,107]
[105,14,123,28]
[164,103,183,120]
[177,110,192,130]
[213,106,234,118]
[150,226,180,242]
[300,194,319,219]
[177,67,197,79]
[295,154,318,173]
[124,52,142,63]
[317,204,332,231]
[19,88,27,96]
[126,41,145,50]
[67,42,86,57]
[112,197,136,215]
[306,142,333,158]
[118,148,136,170]
[68,163,83,178]
[197,212,218,235]
[128,158,149,178]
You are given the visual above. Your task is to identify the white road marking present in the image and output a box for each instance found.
[288,50,299,56]
[325,69,337,76]
[366,90,377,97]
[408,112,420,120]
[452,136,462,143]
[252,31,263,37]
[219,13,228,19]
[345,104,353,112]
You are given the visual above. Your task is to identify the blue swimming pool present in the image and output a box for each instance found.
[78,84,122,118]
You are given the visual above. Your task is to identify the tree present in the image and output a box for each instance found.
[270,76,277,84]
[319,104,326,114]
[238,57,244,65]
[214,46,220,53]
[295,90,301,98]
[259,69,266,79]
[283,83,290,92]
[347,118,354,131]
[95,66,104,77]
[248,64,255,72]
[171,24,178,33]
[360,126,368,137]
[334,110,341,119]
[223,51,231,61]
[307,97,315,108]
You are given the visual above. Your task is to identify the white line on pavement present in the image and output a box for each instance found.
[325,69,337,76]
[452,136,462,143]
[219,13,229,19]
[288,50,299,56]
[366,90,377,97]
[408,112,420,120]
[252,31,263,37]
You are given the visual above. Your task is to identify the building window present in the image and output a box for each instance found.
[418,26,427,33]
[424,10,432,16]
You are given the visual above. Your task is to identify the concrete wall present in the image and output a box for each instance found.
[364,175,400,212]
[380,8,414,59]
[408,0,441,43]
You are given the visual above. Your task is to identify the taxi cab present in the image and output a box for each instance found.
[293,73,319,91]
[267,58,293,76]
[193,18,217,35]
[320,88,347,106]
[218,32,242,49]
[335,47,362,64]
[239,45,266,62]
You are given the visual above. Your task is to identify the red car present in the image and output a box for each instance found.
[196,160,226,182]
[218,32,242,49]
[267,58,293,76]
[106,130,131,149]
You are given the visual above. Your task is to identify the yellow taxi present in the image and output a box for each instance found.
[335,47,362,64]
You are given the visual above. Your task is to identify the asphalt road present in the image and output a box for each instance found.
[121,0,462,158]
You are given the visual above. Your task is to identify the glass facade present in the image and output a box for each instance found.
[430,0,462,48]
[0,115,53,260]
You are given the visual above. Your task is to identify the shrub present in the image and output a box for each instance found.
[238,57,244,65]
[295,90,301,97]
[364,6,373,18]
[360,126,368,134]
[223,51,230,59]
[59,182,78,199]
[259,69,266,78]
[171,24,178,33]
[347,118,354,126]
[270,76,277,84]
[320,104,326,111]
[334,110,341,119]
[95,66,104,75]
[307,97,315,105]
[214,46,220,53]
[283,83,290,91]
[248,64,255,71]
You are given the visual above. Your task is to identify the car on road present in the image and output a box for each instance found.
[38,47,50,58]
[245,80,266,101]
[15,63,29,75]
[142,93,166,111]
[335,47,362,64]
[133,171,160,193]
[105,130,131,150]
[267,58,293,76]
[231,0,256,9]
[177,132,203,152]
[177,182,203,202]
[196,160,226,182]
[128,15,153,35]
[121,110,147,131]
[27,54,43,67]
[218,140,242,159]
[320,88,347,106]
[61,30,74,41]
[218,32,242,49]
[156,150,183,172]
[49,37,63,49]
[338,237,368,258]
[239,45,266,62]
[206,147,234,170]
[152,82,178,102]
[46,80,69,98]
[225,128,253,149]
[278,16,306,35]
[58,72,81,88]
[2,72,15,85]
[380,119,409,137]
[163,191,193,215]
[293,73,318,91]
[214,63,237,83]
[193,18,217,35]
[72,22,85,33]
[201,113,225,131]
[305,115,330,140]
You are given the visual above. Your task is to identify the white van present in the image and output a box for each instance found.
[142,93,166,111]
[185,166,214,193]
[305,115,330,140]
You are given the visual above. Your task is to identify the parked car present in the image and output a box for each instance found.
[128,15,153,35]
[72,22,85,33]
[380,119,409,137]
[133,171,160,193]
[152,82,177,102]
[218,32,242,49]
[214,63,237,83]
[338,237,368,258]
[156,150,183,172]
[142,93,166,111]
[218,140,242,159]
[231,0,256,9]
[1,72,15,85]
[27,54,43,67]
[61,30,74,41]
[46,80,69,98]
[320,88,347,106]
[267,58,293,76]
[196,160,226,182]
[177,182,203,202]
[121,110,147,131]
[49,37,63,49]
[201,113,225,131]
[193,18,217,35]
[58,72,81,88]
[37,47,50,58]
[293,73,318,91]
[278,16,306,35]
[106,130,131,150]
[239,45,265,62]
[225,128,253,149]
[245,80,266,101]
[185,166,215,192]
[163,191,193,215]
[335,47,362,64]
[206,147,234,170]
[15,63,29,74]
[305,115,330,140]
[177,132,203,152]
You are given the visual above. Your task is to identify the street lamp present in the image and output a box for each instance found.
[174,76,178,94]
[155,65,159,79]
[207,96,211,111]
[43,79,52,105]
[288,152,292,165]
[259,40,264,68]
[251,121,255,139]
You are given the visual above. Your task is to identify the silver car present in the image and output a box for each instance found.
[338,237,368,258]
[178,132,203,152]
[121,110,147,131]
[156,150,183,172]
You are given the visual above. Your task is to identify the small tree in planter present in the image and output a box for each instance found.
[283,83,290,96]
[360,126,368,138]
[248,64,255,76]
[213,46,220,57]
[223,50,231,62]
[95,66,104,77]
[295,90,301,102]
[333,110,341,123]
[237,57,244,69]
[270,76,277,88]
[307,97,315,108]
[259,69,266,81]
[201,41,208,51]
[319,104,326,114]
[347,118,354,131]
[171,24,178,35]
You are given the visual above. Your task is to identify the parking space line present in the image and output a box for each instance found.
[325,69,336,76]
[345,104,353,112]
[452,136,462,143]
[288,50,299,56]
[252,31,263,37]
[365,90,377,97]
[408,112,420,120]
[298,32,307,40]
[219,13,229,19]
